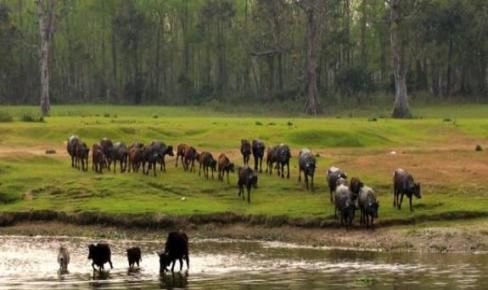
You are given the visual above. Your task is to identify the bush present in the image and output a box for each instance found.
[0,111,13,122]
[103,113,110,118]
[255,121,263,126]
[20,113,44,123]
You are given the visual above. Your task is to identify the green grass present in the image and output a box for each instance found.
[0,105,487,224]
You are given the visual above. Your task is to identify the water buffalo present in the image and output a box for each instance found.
[75,142,89,171]
[92,144,108,173]
[57,245,70,272]
[276,144,291,179]
[151,141,174,172]
[88,243,113,271]
[393,168,421,212]
[327,167,348,203]
[127,247,142,269]
[67,135,81,168]
[237,166,258,203]
[252,139,266,173]
[358,185,379,228]
[111,142,129,173]
[240,139,252,166]
[198,151,217,179]
[128,143,144,173]
[266,146,279,175]
[100,138,114,169]
[349,177,364,199]
[217,153,234,183]
[175,144,189,168]
[298,148,316,191]
[334,183,356,228]
[183,146,198,172]
[158,231,190,272]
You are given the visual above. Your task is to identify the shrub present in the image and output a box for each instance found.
[20,113,44,123]
[0,111,13,122]
[255,121,263,126]
[103,113,110,118]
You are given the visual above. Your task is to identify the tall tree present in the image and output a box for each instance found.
[390,0,411,118]
[36,0,56,116]
[298,0,325,115]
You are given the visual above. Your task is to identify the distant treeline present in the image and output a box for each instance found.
[0,0,487,107]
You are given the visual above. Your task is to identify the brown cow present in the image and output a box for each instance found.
[128,144,144,173]
[237,166,258,204]
[217,153,234,183]
[92,144,108,173]
[183,146,198,172]
[240,139,251,166]
[198,151,217,179]
[175,144,189,168]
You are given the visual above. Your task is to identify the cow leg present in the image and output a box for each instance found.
[109,260,113,269]
[185,255,190,269]
[311,175,314,191]
[113,161,116,173]
[305,174,309,190]
[259,158,262,173]
[92,262,96,271]
[153,162,157,176]
[179,258,183,271]
[399,193,404,210]
[286,162,290,179]
[409,195,414,212]
[247,186,251,203]
[171,260,176,272]
[226,171,230,184]
[298,169,301,182]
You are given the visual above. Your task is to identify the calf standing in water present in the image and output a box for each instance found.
[57,245,70,273]
[127,247,142,269]
[393,168,421,211]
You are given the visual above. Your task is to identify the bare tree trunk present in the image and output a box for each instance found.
[37,0,56,117]
[390,0,411,118]
[301,0,324,115]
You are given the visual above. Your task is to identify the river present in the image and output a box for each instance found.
[0,235,486,289]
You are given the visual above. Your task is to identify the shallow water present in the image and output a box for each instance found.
[0,235,487,289]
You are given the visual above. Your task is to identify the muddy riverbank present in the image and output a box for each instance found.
[1,218,487,254]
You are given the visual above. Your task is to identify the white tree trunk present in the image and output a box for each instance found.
[37,0,56,117]
[390,0,411,118]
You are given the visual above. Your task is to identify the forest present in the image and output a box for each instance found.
[0,0,487,115]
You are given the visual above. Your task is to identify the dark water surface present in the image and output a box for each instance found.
[0,235,486,289]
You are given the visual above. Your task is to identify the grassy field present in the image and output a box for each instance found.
[0,105,487,226]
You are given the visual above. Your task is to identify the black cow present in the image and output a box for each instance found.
[88,243,113,271]
[237,166,258,203]
[127,247,142,268]
[100,138,114,169]
[111,142,129,173]
[252,139,266,173]
[158,231,190,272]
[276,144,291,179]
[393,168,421,212]
[240,139,252,166]
[67,135,81,168]
[298,148,316,191]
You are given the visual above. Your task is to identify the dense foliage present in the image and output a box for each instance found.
[0,0,486,108]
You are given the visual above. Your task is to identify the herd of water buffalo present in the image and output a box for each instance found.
[66,135,422,228]
[57,230,189,274]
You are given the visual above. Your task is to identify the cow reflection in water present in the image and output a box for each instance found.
[159,271,188,289]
